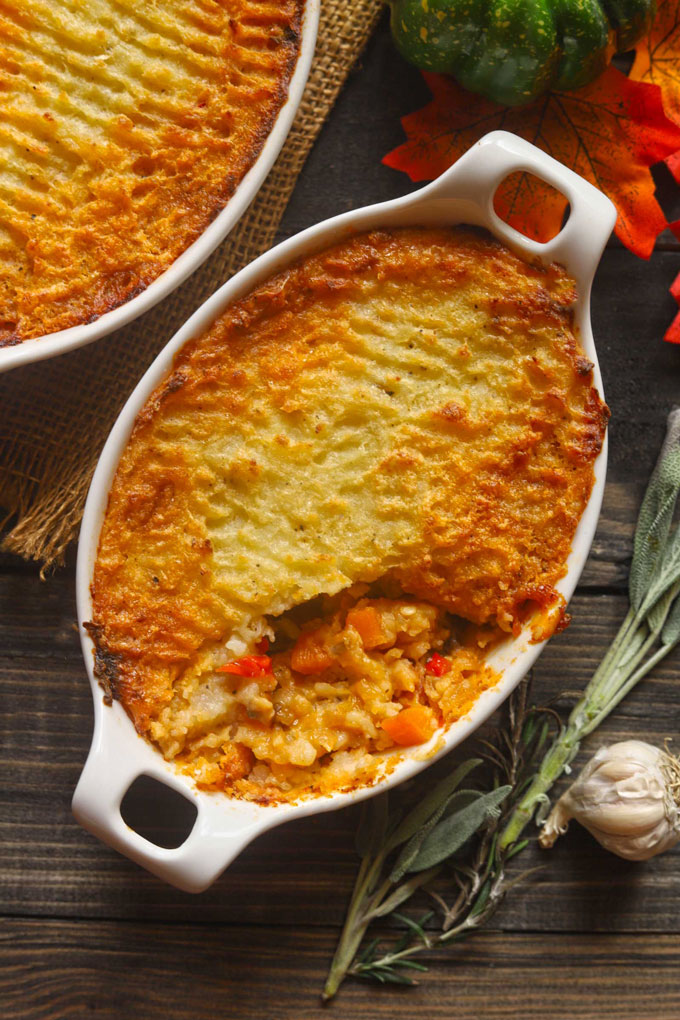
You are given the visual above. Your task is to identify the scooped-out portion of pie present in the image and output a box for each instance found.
[88,226,609,803]
[0,0,304,345]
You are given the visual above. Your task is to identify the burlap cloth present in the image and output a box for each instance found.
[0,0,385,571]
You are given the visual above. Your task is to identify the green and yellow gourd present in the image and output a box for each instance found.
[390,0,656,106]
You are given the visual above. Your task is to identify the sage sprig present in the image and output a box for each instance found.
[501,406,680,849]
[322,681,553,998]
[322,758,511,998]
[323,407,680,1000]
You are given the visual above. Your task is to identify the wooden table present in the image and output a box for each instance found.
[4,16,680,1019]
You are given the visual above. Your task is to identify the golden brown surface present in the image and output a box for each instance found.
[0,0,303,345]
[90,226,608,801]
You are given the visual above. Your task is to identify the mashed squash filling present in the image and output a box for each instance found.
[89,226,609,804]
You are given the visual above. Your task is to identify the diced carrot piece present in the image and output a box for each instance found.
[381,704,436,746]
[291,631,334,675]
[346,606,389,649]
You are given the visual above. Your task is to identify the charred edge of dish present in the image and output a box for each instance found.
[83,621,122,705]
[165,369,189,394]
[133,368,190,432]
[569,388,610,463]
[0,330,21,348]
[245,768,383,807]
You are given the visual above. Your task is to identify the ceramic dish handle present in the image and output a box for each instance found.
[425,130,617,285]
[72,717,263,893]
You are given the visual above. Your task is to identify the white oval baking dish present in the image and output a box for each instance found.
[74,130,616,893]
[0,0,319,375]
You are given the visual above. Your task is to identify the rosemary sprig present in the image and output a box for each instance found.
[322,680,553,997]
[322,757,512,998]
[323,406,680,1000]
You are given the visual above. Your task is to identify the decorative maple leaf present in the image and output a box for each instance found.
[631,0,680,340]
[632,0,680,127]
[384,69,680,258]
[665,269,680,342]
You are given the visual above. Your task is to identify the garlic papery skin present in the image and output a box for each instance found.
[539,740,680,861]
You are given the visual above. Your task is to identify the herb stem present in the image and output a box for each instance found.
[500,601,680,852]
[322,409,680,999]
[322,850,383,1000]
[583,641,674,735]
[593,605,638,682]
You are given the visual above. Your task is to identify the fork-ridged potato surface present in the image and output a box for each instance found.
[90,227,608,797]
[0,0,303,345]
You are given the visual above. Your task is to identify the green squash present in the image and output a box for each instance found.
[390,0,655,106]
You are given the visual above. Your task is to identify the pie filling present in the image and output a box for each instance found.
[156,582,507,802]
[88,226,608,804]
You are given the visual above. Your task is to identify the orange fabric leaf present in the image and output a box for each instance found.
[630,0,680,339]
[631,0,680,126]
[666,149,680,183]
[384,69,680,258]
[664,246,680,342]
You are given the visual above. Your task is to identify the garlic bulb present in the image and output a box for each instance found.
[539,740,680,861]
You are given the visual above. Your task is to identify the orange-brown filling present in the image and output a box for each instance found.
[177,588,503,801]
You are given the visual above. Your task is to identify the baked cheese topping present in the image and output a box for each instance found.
[89,227,608,802]
[0,0,303,345]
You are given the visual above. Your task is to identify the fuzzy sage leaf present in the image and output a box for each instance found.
[629,406,680,611]
[647,579,680,637]
[661,584,680,647]
[389,789,479,884]
[639,520,680,620]
[407,786,511,872]
[385,758,481,851]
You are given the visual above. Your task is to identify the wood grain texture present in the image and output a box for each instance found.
[2,921,680,1020]
[1,489,680,927]
[3,13,680,1019]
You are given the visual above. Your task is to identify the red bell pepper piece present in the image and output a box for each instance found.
[425,652,451,677]
[218,655,273,678]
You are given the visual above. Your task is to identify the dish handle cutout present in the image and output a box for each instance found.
[422,130,617,286]
[72,713,265,893]
[492,172,570,243]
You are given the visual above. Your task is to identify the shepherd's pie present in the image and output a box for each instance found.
[89,227,608,802]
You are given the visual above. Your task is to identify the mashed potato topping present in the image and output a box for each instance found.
[89,226,608,803]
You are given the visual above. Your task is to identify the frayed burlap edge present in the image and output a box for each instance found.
[0,0,385,573]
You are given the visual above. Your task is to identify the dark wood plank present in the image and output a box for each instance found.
[3,19,680,1013]
[2,551,679,927]
[3,920,679,1020]
[579,481,639,589]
